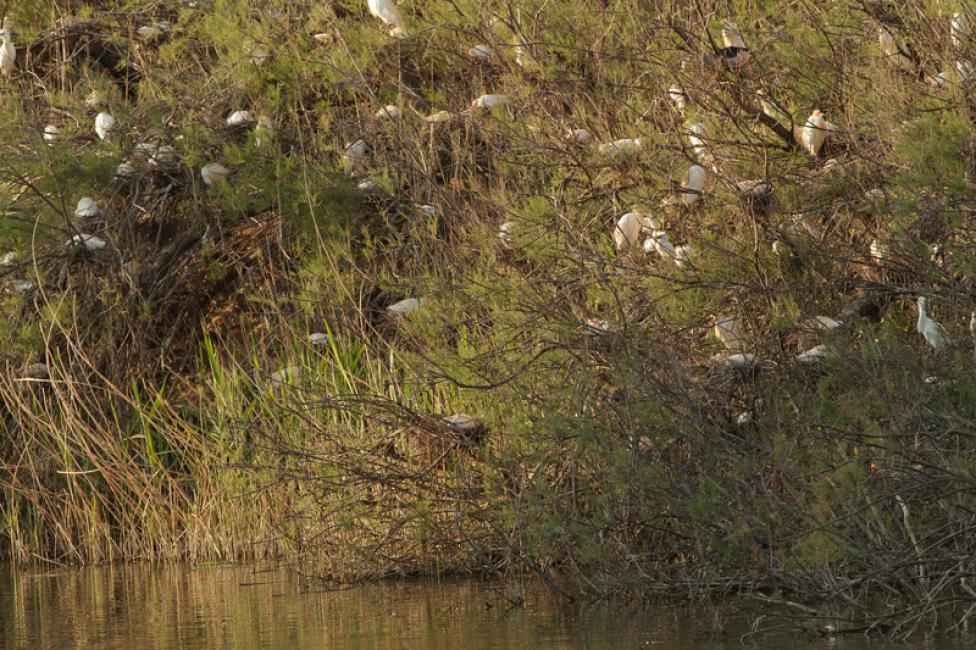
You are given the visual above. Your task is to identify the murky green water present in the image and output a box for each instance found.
[0,564,970,649]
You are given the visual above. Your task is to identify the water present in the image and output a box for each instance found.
[0,564,969,649]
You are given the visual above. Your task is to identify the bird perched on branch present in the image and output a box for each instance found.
[681,164,706,206]
[916,296,953,350]
[800,110,827,157]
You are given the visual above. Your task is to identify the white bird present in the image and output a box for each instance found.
[969,310,976,336]
[878,28,913,71]
[805,315,843,331]
[952,12,971,48]
[387,297,420,314]
[613,211,646,251]
[68,234,107,251]
[0,18,15,76]
[929,71,947,88]
[797,344,833,364]
[374,104,402,119]
[424,110,453,124]
[94,112,116,140]
[468,44,492,60]
[43,125,60,142]
[9,279,32,293]
[201,163,231,186]
[598,138,642,155]
[309,332,328,345]
[357,178,378,191]
[713,316,743,350]
[736,411,754,425]
[472,94,510,110]
[226,110,254,127]
[674,244,694,268]
[418,204,438,217]
[667,86,687,110]
[681,164,706,206]
[686,122,707,158]
[916,297,953,350]
[137,24,166,39]
[368,0,402,27]
[567,128,592,144]
[721,20,747,50]
[710,352,756,368]
[735,179,770,198]
[645,230,677,262]
[74,197,101,220]
[498,221,516,241]
[800,110,827,157]
[342,139,369,174]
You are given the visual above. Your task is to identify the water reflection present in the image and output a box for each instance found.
[0,564,970,649]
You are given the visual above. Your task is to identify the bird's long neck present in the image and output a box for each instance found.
[917,302,927,329]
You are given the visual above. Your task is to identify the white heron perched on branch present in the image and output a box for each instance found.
[681,164,706,206]
[800,110,827,157]
[95,112,116,140]
[916,297,953,350]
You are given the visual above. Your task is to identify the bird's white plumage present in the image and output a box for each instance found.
[878,28,913,71]
[226,110,254,127]
[682,165,706,206]
[342,139,369,174]
[0,19,15,76]
[598,138,642,155]
[721,20,747,50]
[468,44,492,60]
[95,112,116,140]
[43,125,60,142]
[567,128,592,144]
[686,122,707,158]
[201,163,230,186]
[388,297,420,314]
[374,104,402,119]
[952,12,971,48]
[68,234,107,251]
[74,197,101,219]
[613,211,646,251]
[368,0,402,26]
[472,94,509,110]
[917,297,953,350]
[796,344,833,364]
[801,110,826,156]
[668,86,686,110]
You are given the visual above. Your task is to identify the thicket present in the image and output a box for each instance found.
[2,0,976,638]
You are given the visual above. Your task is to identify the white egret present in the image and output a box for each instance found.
[468,44,492,60]
[357,178,378,191]
[443,414,485,439]
[472,94,510,110]
[68,234,107,251]
[916,297,953,350]
[800,110,827,156]
[0,18,15,76]
[567,128,592,144]
[721,20,747,50]
[598,138,642,155]
[681,164,706,206]
[667,86,687,110]
[878,28,913,71]
[498,221,516,241]
[74,197,101,220]
[614,211,648,251]
[387,297,420,314]
[368,0,402,27]
[200,163,231,186]
[309,332,328,345]
[952,12,971,48]
[43,125,60,142]
[226,110,254,126]
[797,344,833,364]
[805,316,843,331]
[736,179,770,198]
[713,316,743,350]
[686,122,707,158]
[736,411,754,425]
[10,279,32,293]
[418,204,438,217]
[312,33,330,44]
[374,104,402,119]
[94,112,116,140]
[137,24,166,39]
[674,244,694,268]
[342,139,369,174]
[969,310,976,336]
[710,352,756,368]
[644,230,676,262]
[425,110,453,124]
